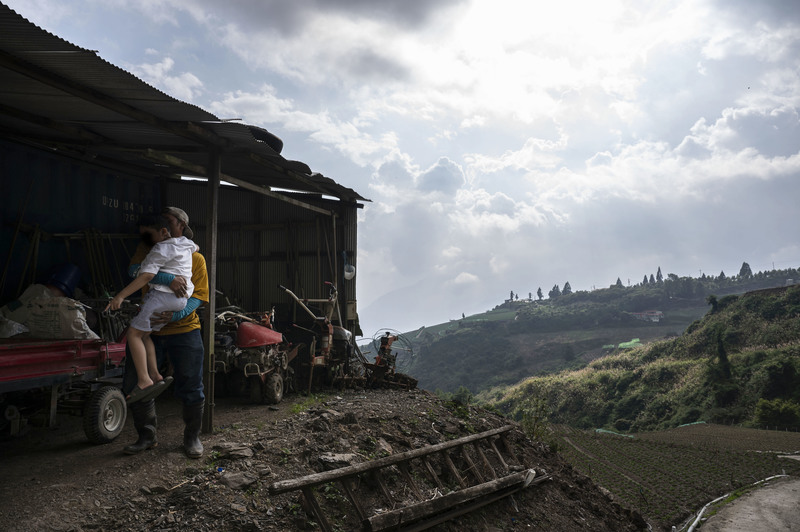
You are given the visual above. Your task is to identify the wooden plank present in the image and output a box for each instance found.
[461,446,483,484]
[399,475,552,532]
[422,456,444,490]
[269,425,514,494]
[223,174,333,216]
[489,439,509,472]
[365,471,530,532]
[398,462,423,500]
[500,434,519,464]
[474,443,497,480]
[300,487,332,532]
[372,469,394,506]
[442,451,466,489]
[143,150,333,215]
[339,479,367,522]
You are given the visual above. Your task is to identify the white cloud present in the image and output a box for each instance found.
[489,255,509,275]
[209,87,400,166]
[442,246,461,259]
[4,0,72,27]
[5,0,800,336]
[415,157,465,195]
[452,272,479,284]
[128,57,204,101]
[466,134,568,174]
[702,20,800,62]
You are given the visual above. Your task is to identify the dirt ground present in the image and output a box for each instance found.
[0,387,648,532]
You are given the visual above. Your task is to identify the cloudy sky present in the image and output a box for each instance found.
[6,0,800,336]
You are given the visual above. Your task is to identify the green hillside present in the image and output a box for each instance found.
[391,268,798,396]
[484,285,800,432]
[398,280,722,392]
[402,315,702,395]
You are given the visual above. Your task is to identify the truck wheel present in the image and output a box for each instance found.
[264,373,284,404]
[83,386,127,444]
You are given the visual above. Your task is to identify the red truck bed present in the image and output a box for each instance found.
[0,337,127,393]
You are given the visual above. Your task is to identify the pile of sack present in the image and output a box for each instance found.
[0,264,98,340]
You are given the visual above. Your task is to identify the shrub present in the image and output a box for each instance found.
[451,385,474,405]
[717,294,739,311]
[754,398,800,428]
[613,418,633,431]
[519,394,550,441]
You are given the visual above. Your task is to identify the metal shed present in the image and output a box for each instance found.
[0,3,367,428]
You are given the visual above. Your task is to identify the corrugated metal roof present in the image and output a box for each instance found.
[0,2,368,203]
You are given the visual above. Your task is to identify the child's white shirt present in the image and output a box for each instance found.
[138,236,198,296]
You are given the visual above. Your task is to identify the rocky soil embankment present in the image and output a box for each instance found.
[0,388,646,531]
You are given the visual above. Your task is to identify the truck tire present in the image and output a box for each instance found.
[83,386,127,444]
[264,372,284,404]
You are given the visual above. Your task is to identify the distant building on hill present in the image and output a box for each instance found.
[631,310,664,322]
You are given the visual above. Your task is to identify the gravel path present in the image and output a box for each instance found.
[699,476,800,532]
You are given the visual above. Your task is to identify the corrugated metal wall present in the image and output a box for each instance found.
[0,139,159,303]
[339,199,359,329]
[1,140,362,334]
[165,179,361,332]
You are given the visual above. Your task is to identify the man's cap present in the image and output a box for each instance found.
[162,206,194,239]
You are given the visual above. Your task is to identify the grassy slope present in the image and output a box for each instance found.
[406,320,702,394]
[401,286,710,394]
[484,285,800,432]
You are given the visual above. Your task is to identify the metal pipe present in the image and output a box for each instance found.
[280,285,319,321]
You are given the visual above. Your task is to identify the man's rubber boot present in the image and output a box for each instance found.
[123,398,157,455]
[183,401,204,459]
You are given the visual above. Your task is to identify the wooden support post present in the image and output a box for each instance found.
[398,462,423,500]
[372,469,394,507]
[339,479,367,522]
[202,150,220,433]
[442,451,466,489]
[422,456,444,489]
[300,487,332,532]
[461,446,484,484]
[500,434,519,464]
[474,443,497,480]
[490,439,509,472]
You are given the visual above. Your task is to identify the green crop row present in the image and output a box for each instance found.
[552,424,800,530]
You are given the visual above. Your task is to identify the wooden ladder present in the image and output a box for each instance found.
[269,424,551,531]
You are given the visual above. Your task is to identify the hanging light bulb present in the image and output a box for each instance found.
[343,251,356,280]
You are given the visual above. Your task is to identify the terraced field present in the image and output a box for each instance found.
[552,424,800,530]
